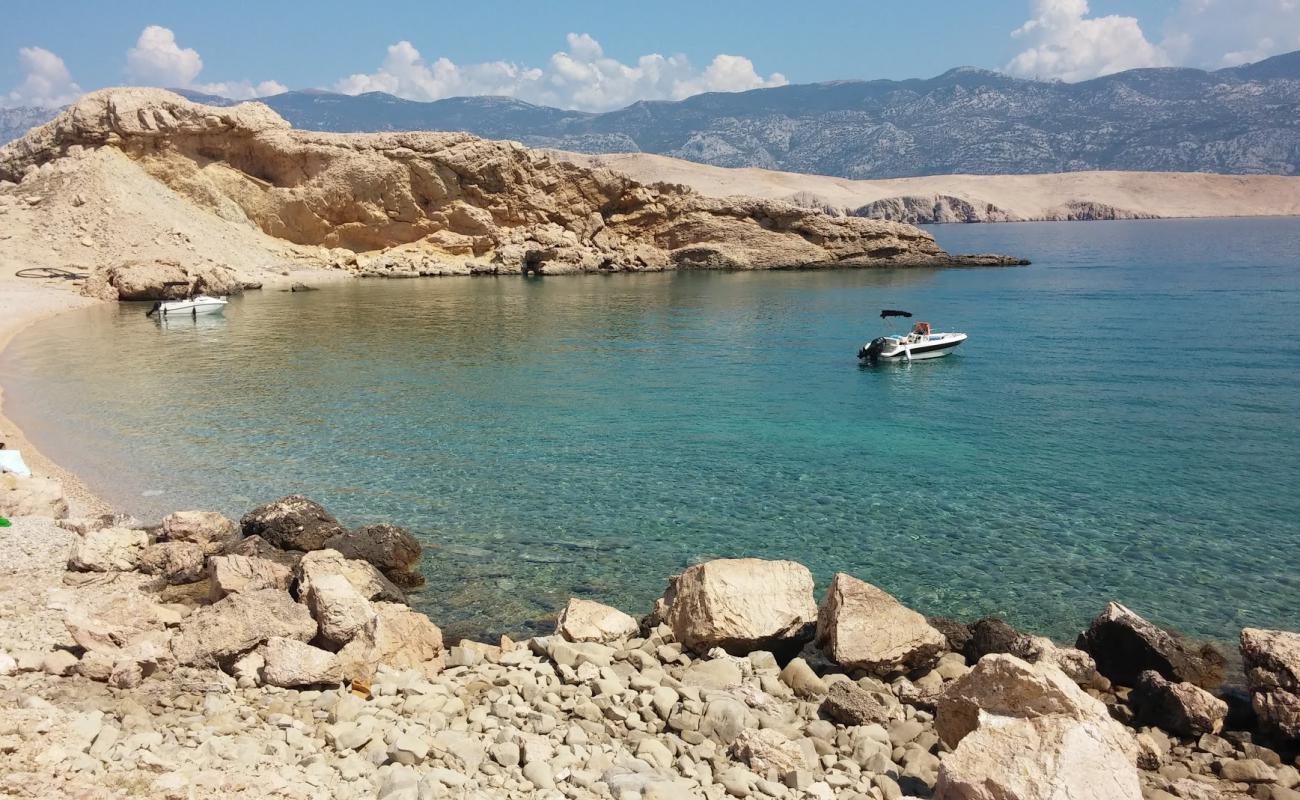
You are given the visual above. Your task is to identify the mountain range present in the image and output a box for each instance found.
[4,50,1299,179]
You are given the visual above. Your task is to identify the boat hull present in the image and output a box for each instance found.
[861,332,967,362]
[159,298,227,316]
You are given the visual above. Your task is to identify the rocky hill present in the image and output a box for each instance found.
[183,51,1300,179]
[0,89,1019,298]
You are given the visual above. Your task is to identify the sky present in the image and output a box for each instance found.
[3,0,1298,111]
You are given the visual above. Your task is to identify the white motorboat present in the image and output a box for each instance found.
[146,295,228,318]
[858,309,967,364]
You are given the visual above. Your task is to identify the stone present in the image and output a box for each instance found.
[935,714,1142,800]
[42,649,79,676]
[665,558,817,656]
[240,494,345,551]
[681,658,744,689]
[157,510,239,553]
[555,597,639,643]
[0,474,68,518]
[67,527,147,572]
[170,587,316,667]
[296,549,405,604]
[730,728,808,774]
[815,572,946,674]
[701,697,754,744]
[523,761,556,790]
[821,680,889,726]
[1131,670,1227,737]
[779,657,827,698]
[490,740,521,767]
[1219,759,1277,783]
[936,654,1136,756]
[260,637,341,687]
[1076,602,1225,689]
[388,731,431,766]
[206,554,294,600]
[431,731,484,773]
[322,523,423,587]
[337,602,443,680]
[138,541,206,584]
[928,616,973,654]
[304,573,375,648]
[1241,628,1300,740]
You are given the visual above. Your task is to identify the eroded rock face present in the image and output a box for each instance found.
[816,572,946,675]
[1131,670,1227,737]
[556,598,639,644]
[137,541,205,585]
[207,554,294,601]
[240,495,346,552]
[0,89,1022,277]
[664,558,817,656]
[170,587,316,667]
[1241,628,1300,740]
[1076,602,1225,689]
[337,602,444,681]
[322,524,422,587]
[67,527,148,572]
[0,474,68,519]
[936,654,1135,755]
[935,714,1142,800]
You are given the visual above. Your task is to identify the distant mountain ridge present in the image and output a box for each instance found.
[5,50,1300,179]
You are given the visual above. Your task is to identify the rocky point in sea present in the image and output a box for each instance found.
[3,472,1300,799]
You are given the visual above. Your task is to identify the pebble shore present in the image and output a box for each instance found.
[2,490,1300,800]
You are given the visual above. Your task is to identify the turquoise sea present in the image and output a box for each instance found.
[4,218,1298,643]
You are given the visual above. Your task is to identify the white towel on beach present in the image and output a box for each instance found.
[0,450,31,478]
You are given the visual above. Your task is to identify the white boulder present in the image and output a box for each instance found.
[556,597,639,643]
[665,558,817,655]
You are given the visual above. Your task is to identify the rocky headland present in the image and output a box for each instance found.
[0,88,1023,304]
[4,473,1300,800]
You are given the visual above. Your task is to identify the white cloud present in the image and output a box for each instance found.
[334,33,787,111]
[4,46,82,107]
[1006,0,1170,81]
[124,25,283,99]
[1162,0,1300,68]
[126,25,203,86]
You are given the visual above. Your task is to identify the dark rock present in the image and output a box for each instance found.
[322,523,423,587]
[137,541,206,585]
[964,617,1035,662]
[820,680,889,726]
[225,534,304,569]
[926,616,972,657]
[1131,670,1228,737]
[239,495,345,552]
[1076,602,1225,690]
[288,282,317,292]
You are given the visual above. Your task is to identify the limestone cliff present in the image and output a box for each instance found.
[0,89,1021,289]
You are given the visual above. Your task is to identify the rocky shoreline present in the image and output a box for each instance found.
[3,478,1300,800]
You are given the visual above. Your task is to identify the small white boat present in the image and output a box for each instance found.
[146,295,228,318]
[858,309,966,364]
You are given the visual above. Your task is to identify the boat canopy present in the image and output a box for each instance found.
[880,309,913,318]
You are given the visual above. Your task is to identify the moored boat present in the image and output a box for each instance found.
[146,295,228,318]
[858,309,966,364]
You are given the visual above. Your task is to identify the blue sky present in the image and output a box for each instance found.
[3,1,1296,110]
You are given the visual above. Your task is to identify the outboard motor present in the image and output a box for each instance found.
[145,301,162,318]
[859,337,887,364]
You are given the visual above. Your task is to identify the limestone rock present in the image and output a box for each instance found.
[83,259,245,301]
[1131,670,1227,737]
[240,494,345,552]
[1076,602,1225,689]
[67,527,147,572]
[815,572,946,674]
[259,636,342,687]
[935,714,1142,800]
[138,541,205,584]
[821,680,889,726]
[0,473,68,518]
[322,523,422,587]
[337,602,443,680]
[206,554,293,600]
[305,572,375,648]
[171,587,316,667]
[556,597,639,643]
[665,558,817,656]
[936,654,1135,755]
[296,549,405,604]
[158,510,239,553]
[1241,628,1300,740]
[965,619,1100,687]
[729,728,808,774]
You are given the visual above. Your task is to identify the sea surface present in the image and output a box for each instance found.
[4,218,1299,643]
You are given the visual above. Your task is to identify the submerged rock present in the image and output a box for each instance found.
[1241,627,1300,740]
[1076,602,1225,689]
[816,572,946,674]
[240,494,346,552]
[664,558,817,656]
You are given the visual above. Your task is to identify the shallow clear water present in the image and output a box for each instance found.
[4,218,1299,643]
